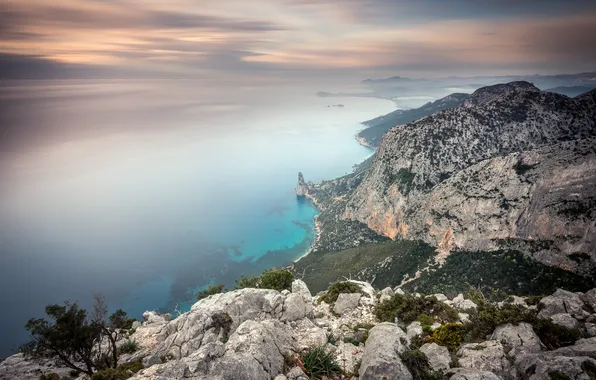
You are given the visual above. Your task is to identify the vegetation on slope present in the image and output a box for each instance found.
[402,249,596,296]
[294,240,436,294]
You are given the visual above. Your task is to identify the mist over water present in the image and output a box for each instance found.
[0,79,395,355]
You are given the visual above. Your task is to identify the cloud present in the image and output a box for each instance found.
[0,0,595,79]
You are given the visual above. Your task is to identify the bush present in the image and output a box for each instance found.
[91,361,143,380]
[375,293,458,325]
[234,275,260,289]
[196,284,225,301]
[299,347,341,379]
[465,299,535,342]
[118,339,138,355]
[259,269,294,291]
[532,318,585,350]
[320,281,362,304]
[431,324,466,352]
[400,350,446,380]
[69,369,81,377]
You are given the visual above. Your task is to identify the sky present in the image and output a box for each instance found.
[1,0,596,80]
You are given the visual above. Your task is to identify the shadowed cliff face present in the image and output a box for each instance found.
[342,84,596,272]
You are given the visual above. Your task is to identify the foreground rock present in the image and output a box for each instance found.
[3,283,596,380]
[359,323,411,380]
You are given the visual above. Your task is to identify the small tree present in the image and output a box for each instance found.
[23,302,101,375]
[196,284,226,301]
[260,269,294,291]
[22,295,133,375]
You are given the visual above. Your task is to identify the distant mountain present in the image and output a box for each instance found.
[307,82,596,279]
[356,93,470,147]
[546,85,596,97]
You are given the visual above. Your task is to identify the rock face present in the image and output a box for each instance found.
[491,323,543,357]
[4,283,596,380]
[333,293,361,315]
[342,84,596,271]
[295,172,309,197]
[420,343,451,371]
[359,323,412,380]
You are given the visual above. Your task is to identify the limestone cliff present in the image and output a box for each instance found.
[296,172,309,197]
[342,83,596,271]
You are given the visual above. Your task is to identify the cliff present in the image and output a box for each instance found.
[296,172,309,197]
[342,84,596,272]
[2,280,596,379]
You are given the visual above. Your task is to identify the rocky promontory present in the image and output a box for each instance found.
[2,279,596,379]
[296,172,309,197]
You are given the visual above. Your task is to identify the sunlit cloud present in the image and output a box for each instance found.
[0,0,594,79]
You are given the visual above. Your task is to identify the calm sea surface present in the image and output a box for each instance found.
[0,79,395,355]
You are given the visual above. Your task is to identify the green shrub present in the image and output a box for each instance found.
[375,293,458,325]
[108,310,136,330]
[259,269,294,291]
[118,339,138,355]
[532,318,585,350]
[90,361,143,380]
[69,369,81,377]
[234,275,260,289]
[299,346,341,379]
[465,301,535,342]
[400,350,446,380]
[431,324,466,351]
[196,284,225,301]
[320,282,362,304]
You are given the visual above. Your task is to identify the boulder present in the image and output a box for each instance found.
[143,311,168,325]
[274,375,288,380]
[289,319,327,350]
[433,293,449,302]
[446,368,502,380]
[551,337,596,359]
[457,340,509,377]
[291,279,312,304]
[333,293,361,315]
[420,343,451,371]
[406,321,423,342]
[359,323,411,380]
[282,293,307,322]
[453,294,478,310]
[537,289,589,320]
[286,366,309,380]
[347,280,376,306]
[131,320,142,329]
[586,323,596,337]
[490,322,543,357]
[379,287,394,303]
[459,312,471,324]
[0,354,73,380]
[394,287,405,295]
[498,296,527,308]
[334,341,364,375]
[550,313,581,330]
[584,289,596,311]
[513,352,596,380]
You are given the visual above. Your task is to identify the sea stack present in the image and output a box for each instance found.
[296,172,308,197]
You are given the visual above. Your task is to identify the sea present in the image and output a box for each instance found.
[0,79,395,355]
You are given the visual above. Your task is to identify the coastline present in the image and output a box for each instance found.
[293,193,321,263]
[355,135,374,149]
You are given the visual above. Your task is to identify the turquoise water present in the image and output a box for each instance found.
[0,80,395,355]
